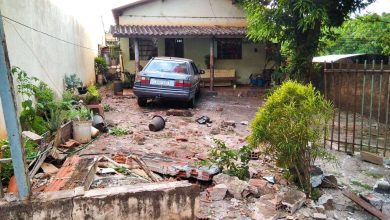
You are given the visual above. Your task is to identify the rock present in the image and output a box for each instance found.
[260,193,283,210]
[317,194,334,210]
[281,190,306,214]
[359,192,384,210]
[310,166,324,188]
[240,121,249,125]
[213,173,250,199]
[166,109,193,117]
[313,213,327,219]
[216,107,223,112]
[374,180,390,194]
[251,201,281,220]
[175,136,188,142]
[207,184,228,201]
[133,133,146,144]
[249,179,273,195]
[221,120,236,128]
[320,174,338,188]
[210,126,220,135]
[263,176,276,184]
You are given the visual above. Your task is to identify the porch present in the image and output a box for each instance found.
[111,25,268,89]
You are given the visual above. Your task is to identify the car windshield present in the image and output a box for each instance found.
[143,60,188,74]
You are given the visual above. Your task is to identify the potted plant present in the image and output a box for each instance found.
[69,106,92,144]
[64,74,86,94]
[123,71,135,89]
[95,56,108,85]
[85,85,102,104]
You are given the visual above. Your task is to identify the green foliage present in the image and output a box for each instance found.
[0,139,38,185]
[86,85,102,104]
[109,127,129,136]
[67,106,92,121]
[350,180,372,190]
[64,74,82,91]
[109,45,121,60]
[204,139,252,180]
[249,81,334,195]
[103,104,112,112]
[320,13,390,55]
[94,57,108,75]
[243,0,374,81]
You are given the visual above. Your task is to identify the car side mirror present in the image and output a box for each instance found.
[199,70,205,74]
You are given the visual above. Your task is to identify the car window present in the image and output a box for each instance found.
[191,62,199,74]
[143,60,188,74]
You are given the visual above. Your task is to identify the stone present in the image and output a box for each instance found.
[166,109,193,117]
[210,126,220,135]
[260,193,283,210]
[207,184,228,201]
[221,120,236,128]
[313,213,327,219]
[373,180,390,194]
[213,173,250,199]
[40,163,59,175]
[216,107,223,112]
[360,192,384,210]
[251,201,281,220]
[317,194,334,210]
[240,121,249,125]
[320,174,338,188]
[281,190,306,214]
[249,179,272,195]
[133,133,146,145]
[310,166,324,188]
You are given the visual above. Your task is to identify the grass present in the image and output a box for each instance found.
[365,172,384,179]
[350,180,372,191]
[109,127,130,136]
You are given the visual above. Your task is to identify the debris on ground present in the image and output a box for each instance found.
[221,120,236,128]
[166,109,193,117]
[60,139,80,148]
[148,115,165,132]
[196,115,211,124]
[213,173,250,199]
[281,190,306,214]
[205,184,228,201]
[360,151,384,165]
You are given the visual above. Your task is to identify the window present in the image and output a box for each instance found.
[217,38,242,59]
[143,60,188,74]
[129,38,158,60]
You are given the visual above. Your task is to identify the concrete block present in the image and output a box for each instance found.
[313,212,327,219]
[281,190,306,214]
[361,151,384,165]
[207,184,227,201]
[317,194,334,210]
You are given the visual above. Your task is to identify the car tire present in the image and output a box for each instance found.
[137,98,147,107]
[187,97,196,108]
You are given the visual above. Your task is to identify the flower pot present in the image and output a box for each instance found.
[77,86,87,95]
[97,74,104,85]
[73,120,92,143]
[113,80,123,95]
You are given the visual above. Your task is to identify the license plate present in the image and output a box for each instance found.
[150,78,174,86]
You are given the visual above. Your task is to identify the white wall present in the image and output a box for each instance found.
[119,0,246,27]
[0,0,104,138]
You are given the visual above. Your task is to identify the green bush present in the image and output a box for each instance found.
[86,85,102,104]
[249,81,334,196]
[64,74,82,91]
[94,57,108,75]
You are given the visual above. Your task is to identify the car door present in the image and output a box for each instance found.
[190,62,200,89]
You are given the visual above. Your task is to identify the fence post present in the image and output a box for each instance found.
[0,10,31,200]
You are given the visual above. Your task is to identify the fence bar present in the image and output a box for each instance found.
[368,60,375,151]
[352,60,358,153]
[384,73,390,156]
[330,62,336,150]
[376,61,384,152]
[345,63,350,152]
[360,60,367,151]
[323,62,328,148]
[337,62,342,151]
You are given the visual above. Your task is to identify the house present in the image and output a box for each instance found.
[111,0,275,87]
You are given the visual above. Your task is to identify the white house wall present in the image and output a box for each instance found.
[119,0,246,27]
[0,0,104,138]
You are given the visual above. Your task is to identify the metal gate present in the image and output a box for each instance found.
[324,60,390,156]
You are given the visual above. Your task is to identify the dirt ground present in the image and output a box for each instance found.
[77,87,263,159]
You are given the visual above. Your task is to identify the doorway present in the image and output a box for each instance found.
[165,38,184,58]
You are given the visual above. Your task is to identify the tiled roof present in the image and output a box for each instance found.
[110,25,246,37]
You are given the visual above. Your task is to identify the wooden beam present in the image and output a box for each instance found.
[342,189,389,220]
[209,38,215,91]
[134,38,140,73]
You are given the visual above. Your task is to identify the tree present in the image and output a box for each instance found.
[242,0,374,82]
[320,13,390,55]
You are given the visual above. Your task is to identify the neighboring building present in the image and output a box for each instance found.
[111,0,273,86]
[0,0,104,138]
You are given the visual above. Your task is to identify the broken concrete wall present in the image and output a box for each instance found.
[0,181,200,220]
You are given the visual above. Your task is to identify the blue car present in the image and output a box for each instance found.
[133,57,204,107]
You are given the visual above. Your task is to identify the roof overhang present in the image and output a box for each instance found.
[112,0,156,25]
[313,54,365,63]
[110,25,247,38]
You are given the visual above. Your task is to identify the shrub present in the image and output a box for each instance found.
[86,85,102,104]
[249,81,334,196]
[94,57,108,75]
[199,139,252,180]
[64,74,82,91]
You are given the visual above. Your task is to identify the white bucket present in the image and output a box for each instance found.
[73,121,92,144]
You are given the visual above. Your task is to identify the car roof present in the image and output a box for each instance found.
[152,57,193,62]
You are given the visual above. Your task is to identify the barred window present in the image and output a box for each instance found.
[217,38,242,59]
[129,38,158,60]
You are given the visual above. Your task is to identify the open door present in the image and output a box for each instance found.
[165,38,184,58]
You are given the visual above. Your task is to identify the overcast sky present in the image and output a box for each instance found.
[100,0,390,31]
